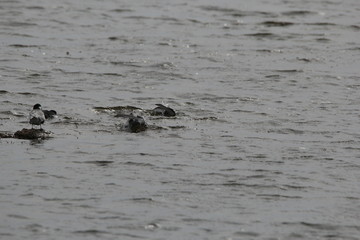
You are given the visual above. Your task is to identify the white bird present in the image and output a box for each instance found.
[29,103,45,129]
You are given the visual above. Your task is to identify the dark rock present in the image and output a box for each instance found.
[14,128,52,140]
[0,132,13,138]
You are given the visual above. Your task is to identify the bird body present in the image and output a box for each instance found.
[29,104,45,129]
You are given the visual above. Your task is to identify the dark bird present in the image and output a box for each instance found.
[152,104,176,117]
[42,109,57,119]
[125,115,147,133]
[29,104,45,129]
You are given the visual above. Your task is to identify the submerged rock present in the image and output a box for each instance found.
[94,105,141,113]
[0,132,13,138]
[14,128,52,140]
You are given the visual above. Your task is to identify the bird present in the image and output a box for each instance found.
[125,115,147,133]
[29,103,46,129]
[42,109,57,119]
[152,104,176,117]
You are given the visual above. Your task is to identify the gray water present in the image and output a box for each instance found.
[1,0,360,239]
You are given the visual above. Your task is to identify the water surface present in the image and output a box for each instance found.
[1,0,360,239]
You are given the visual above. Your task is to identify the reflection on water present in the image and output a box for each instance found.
[1,0,360,239]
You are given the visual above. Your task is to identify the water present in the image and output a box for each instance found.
[1,0,360,239]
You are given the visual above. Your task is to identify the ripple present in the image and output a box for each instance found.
[234,231,260,237]
[43,197,100,202]
[129,197,154,202]
[306,22,337,26]
[274,69,303,73]
[257,194,302,199]
[110,8,133,13]
[8,44,42,48]
[149,62,176,70]
[7,214,29,219]
[0,21,37,27]
[73,230,111,235]
[260,21,295,27]
[93,105,142,114]
[122,161,155,167]
[244,32,298,40]
[199,6,277,17]
[25,6,45,10]
[73,160,114,166]
[268,128,305,135]
[281,10,318,16]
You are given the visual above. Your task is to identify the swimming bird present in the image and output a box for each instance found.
[125,115,147,133]
[42,109,57,119]
[29,103,45,129]
[152,104,176,117]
